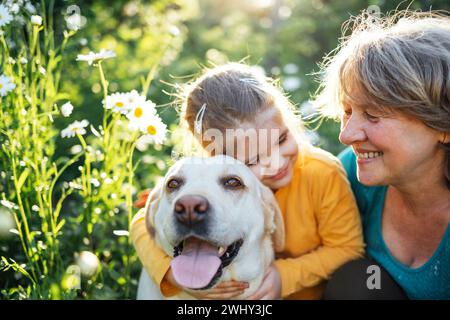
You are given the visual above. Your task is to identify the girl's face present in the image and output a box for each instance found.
[224,108,299,191]
[339,101,444,187]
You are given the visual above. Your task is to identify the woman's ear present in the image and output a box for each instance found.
[260,184,285,253]
[144,179,164,238]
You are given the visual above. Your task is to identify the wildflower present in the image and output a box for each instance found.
[9,3,19,15]
[69,144,82,155]
[39,66,46,75]
[0,74,16,96]
[140,114,167,145]
[0,207,15,238]
[0,4,13,27]
[75,251,100,278]
[79,38,88,46]
[65,12,86,31]
[125,89,145,105]
[31,15,42,26]
[68,181,83,190]
[127,100,157,131]
[61,119,89,138]
[25,2,36,14]
[76,49,116,65]
[19,57,27,64]
[1,199,18,210]
[60,101,74,117]
[90,178,100,187]
[103,92,131,114]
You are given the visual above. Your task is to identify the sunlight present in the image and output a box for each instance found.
[250,0,275,9]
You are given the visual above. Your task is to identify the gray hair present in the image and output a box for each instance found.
[316,10,450,188]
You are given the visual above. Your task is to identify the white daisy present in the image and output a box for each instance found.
[127,100,157,131]
[31,15,42,26]
[0,74,16,96]
[61,102,74,117]
[76,49,116,65]
[125,89,146,106]
[140,115,167,145]
[61,119,89,138]
[0,4,13,28]
[103,92,131,114]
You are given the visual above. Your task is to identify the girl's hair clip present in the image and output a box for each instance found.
[239,77,259,85]
[194,103,207,135]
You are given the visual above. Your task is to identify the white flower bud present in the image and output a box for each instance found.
[31,15,43,26]
[61,102,74,117]
[75,251,100,278]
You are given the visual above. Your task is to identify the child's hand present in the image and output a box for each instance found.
[190,280,249,299]
[165,268,249,299]
[247,264,281,300]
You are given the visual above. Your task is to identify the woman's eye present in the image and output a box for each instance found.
[167,179,181,190]
[278,133,287,145]
[223,177,243,189]
[364,111,379,122]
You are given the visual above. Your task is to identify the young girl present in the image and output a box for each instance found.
[131,63,364,299]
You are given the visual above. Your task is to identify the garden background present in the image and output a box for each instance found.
[0,0,448,299]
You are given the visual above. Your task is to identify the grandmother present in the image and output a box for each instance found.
[317,11,450,299]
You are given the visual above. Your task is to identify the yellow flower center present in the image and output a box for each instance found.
[0,83,3,89]
[134,107,143,118]
[147,125,157,136]
[115,101,124,108]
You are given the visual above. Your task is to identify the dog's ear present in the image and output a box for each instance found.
[260,185,285,253]
[144,178,164,238]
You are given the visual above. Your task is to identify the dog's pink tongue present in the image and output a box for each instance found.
[171,238,221,289]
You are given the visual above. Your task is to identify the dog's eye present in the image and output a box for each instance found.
[223,177,243,189]
[167,179,181,190]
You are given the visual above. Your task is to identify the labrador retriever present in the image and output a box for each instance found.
[137,155,284,299]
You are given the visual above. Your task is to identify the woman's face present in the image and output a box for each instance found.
[339,102,444,187]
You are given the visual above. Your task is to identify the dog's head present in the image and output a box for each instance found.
[145,155,284,292]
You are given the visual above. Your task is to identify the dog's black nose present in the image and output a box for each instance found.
[174,195,209,226]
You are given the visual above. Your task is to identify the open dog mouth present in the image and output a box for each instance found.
[171,237,244,290]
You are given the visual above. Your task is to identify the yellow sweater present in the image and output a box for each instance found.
[130,146,365,299]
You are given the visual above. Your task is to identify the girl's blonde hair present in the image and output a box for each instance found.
[177,62,306,156]
[316,10,450,188]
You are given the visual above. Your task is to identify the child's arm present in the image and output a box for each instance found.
[130,206,182,297]
[273,163,365,298]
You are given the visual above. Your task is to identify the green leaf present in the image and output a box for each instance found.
[55,219,65,233]
[17,168,30,190]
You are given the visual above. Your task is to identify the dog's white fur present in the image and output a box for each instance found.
[137,155,284,299]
